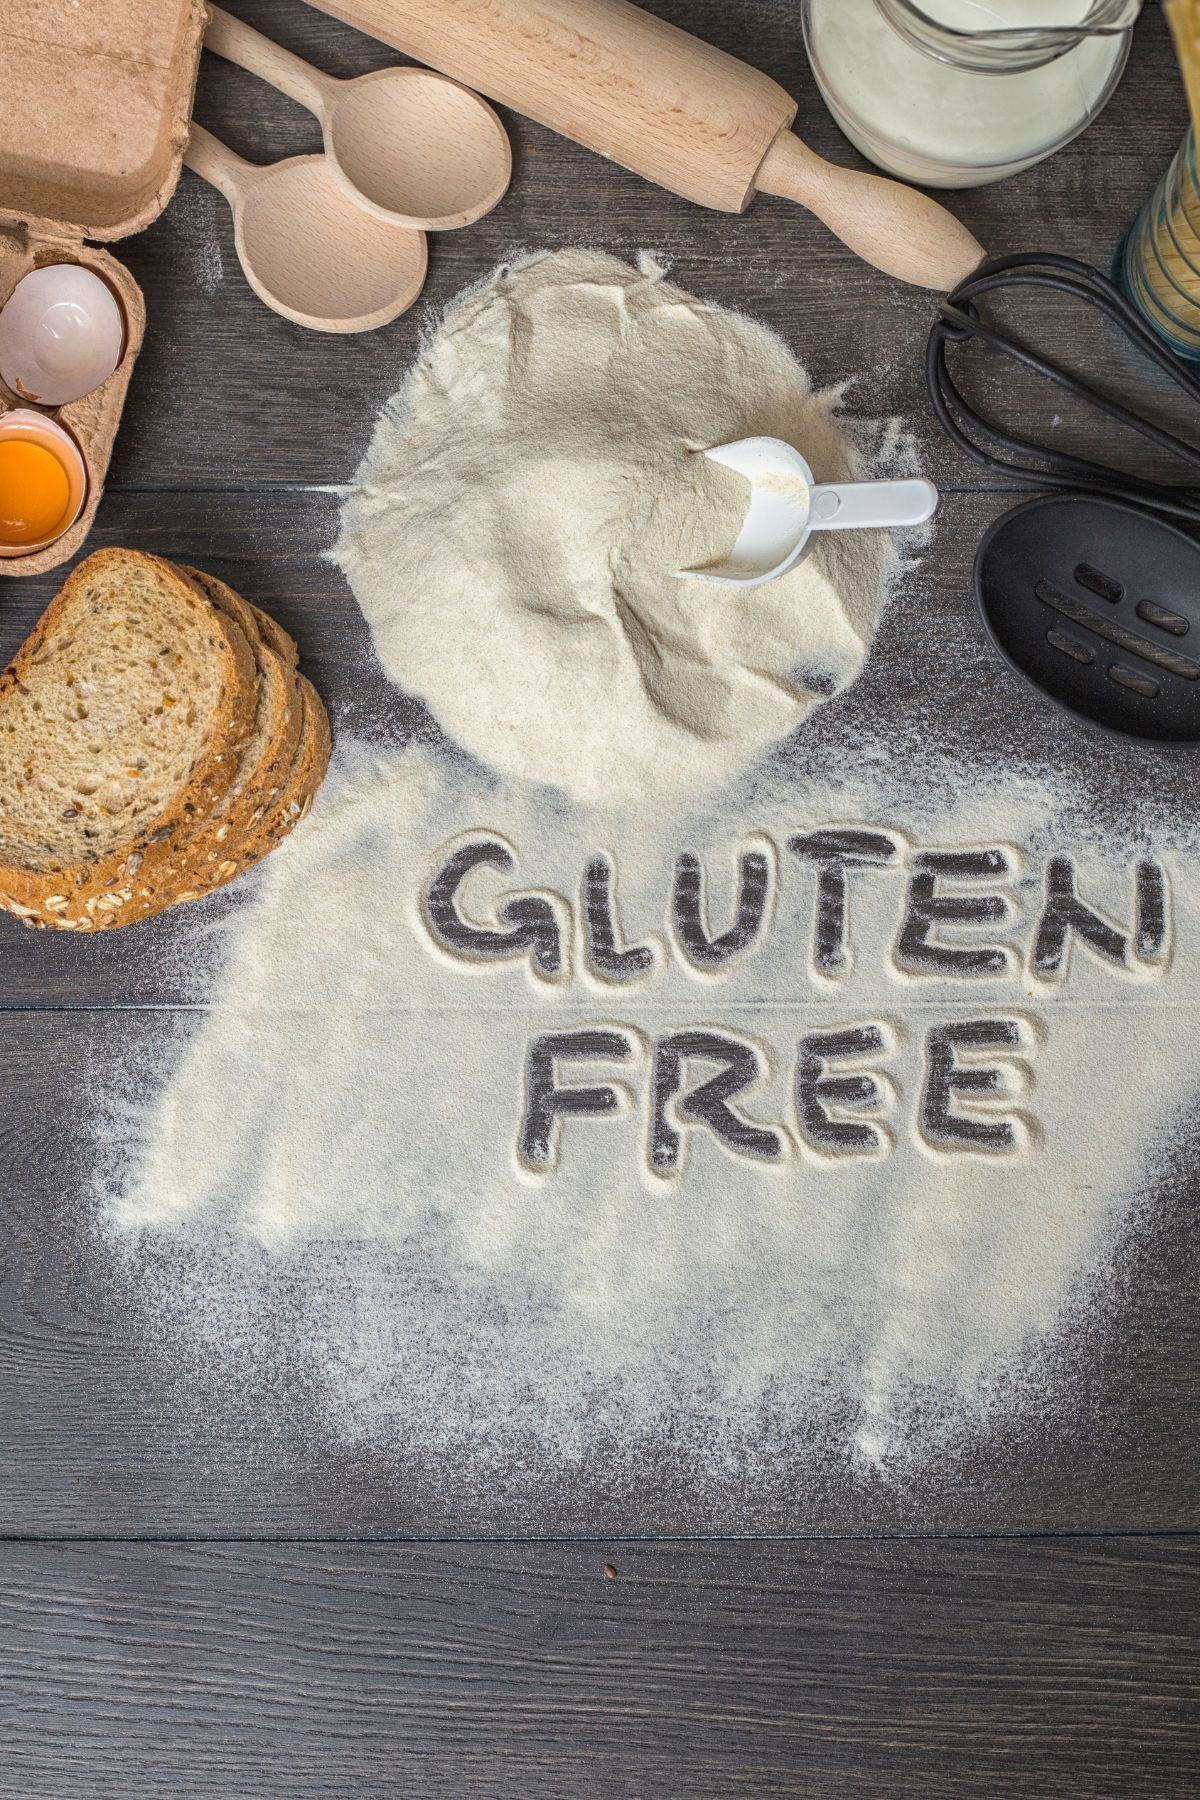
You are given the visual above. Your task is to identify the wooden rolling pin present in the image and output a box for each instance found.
[301,0,984,290]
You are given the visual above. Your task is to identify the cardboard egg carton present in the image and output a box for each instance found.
[0,0,207,576]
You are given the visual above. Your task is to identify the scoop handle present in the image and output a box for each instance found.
[205,4,334,117]
[808,478,939,533]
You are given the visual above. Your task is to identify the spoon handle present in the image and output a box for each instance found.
[205,4,333,119]
[183,122,255,207]
[808,479,939,533]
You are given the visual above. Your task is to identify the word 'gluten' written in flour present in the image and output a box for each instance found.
[419,829,1171,1175]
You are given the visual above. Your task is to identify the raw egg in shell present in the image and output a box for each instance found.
[0,410,88,556]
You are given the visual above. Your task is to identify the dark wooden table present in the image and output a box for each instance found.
[2,4,1198,1794]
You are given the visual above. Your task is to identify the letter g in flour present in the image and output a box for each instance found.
[423,838,564,979]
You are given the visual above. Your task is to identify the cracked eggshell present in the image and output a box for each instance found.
[0,263,126,407]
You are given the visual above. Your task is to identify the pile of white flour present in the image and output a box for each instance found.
[93,253,1200,1510]
[334,250,897,803]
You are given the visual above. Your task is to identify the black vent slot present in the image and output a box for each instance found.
[1035,580,1200,680]
[1046,628,1094,666]
[1109,664,1159,699]
[1074,563,1123,604]
[1136,598,1189,637]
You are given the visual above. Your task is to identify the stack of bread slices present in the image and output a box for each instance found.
[0,548,330,932]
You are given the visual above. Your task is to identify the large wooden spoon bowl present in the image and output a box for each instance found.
[184,125,428,333]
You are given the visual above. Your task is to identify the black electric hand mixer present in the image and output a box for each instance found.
[929,252,1200,744]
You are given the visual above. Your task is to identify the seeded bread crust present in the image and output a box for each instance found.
[247,601,299,672]
[175,565,263,659]
[31,573,309,931]
[81,575,307,928]
[0,550,257,929]
[173,675,331,906]
[0,556,330,934]
[56,607,266,924]
[108,674,332,928]
[10,582,266,931]
[165,567,305,884]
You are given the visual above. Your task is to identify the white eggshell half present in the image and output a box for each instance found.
[0,264,125,407]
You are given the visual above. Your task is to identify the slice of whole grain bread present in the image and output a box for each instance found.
[166,565,305,881]
[35,570,311,931]
[247,601,299,672]
[169,673,332,908]
[0,548,257,929]
[110,672,332,927]
[10,585,271,931]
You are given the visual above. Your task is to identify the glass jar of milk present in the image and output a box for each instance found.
[802,0,1140,188]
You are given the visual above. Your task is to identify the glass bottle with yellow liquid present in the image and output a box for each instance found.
[1119,126,1200,360]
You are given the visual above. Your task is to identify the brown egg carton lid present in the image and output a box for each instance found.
[0,0,206,577]
[1,0,207,242]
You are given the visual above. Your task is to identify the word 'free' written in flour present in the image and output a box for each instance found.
[419,829,1170,1175]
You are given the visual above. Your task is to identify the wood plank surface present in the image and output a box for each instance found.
[0,1009,1197,1537]
[0,0,1197,1789]
[99,3,1189,492]
[1,1537,1196,1799]
[4,483,1200,1004]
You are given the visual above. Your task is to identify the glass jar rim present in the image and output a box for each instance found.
[878,0,1142,73]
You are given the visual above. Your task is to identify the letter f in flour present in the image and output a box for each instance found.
[519,1030,637,1173]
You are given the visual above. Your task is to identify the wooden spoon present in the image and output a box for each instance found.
[205,6,512,231]
[183,124,428,333]
[301,0,984,291]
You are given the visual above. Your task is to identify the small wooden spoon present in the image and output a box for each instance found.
[205,6,512,231]
[183,123,428,333]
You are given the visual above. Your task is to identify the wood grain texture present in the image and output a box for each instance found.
[0,1008,1197,1536]
[0,484,1026,996]
[0,0,1197,1787]
[3,481,1200,1001]
[203,6,515,230]
[0,1538,1197,1799]
[92,2,1187,490]
[756,129,985,290]
[308,0,799,211]
[181,123,431,332]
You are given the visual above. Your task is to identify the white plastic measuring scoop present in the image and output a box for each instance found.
[205,6,512,232]
[685,437,939,587]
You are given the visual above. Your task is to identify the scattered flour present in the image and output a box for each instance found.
[104,732,1200,1484]
[334,250,896,804]
[93,252,1200,1513]
[175,176,226,298]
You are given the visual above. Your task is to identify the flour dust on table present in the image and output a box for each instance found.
[99,726,1200,1495]
[90,253,1199,1513]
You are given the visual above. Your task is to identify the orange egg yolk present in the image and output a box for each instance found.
[0,439,71,546]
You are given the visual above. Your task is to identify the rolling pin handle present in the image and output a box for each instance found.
[755,130,985,293]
